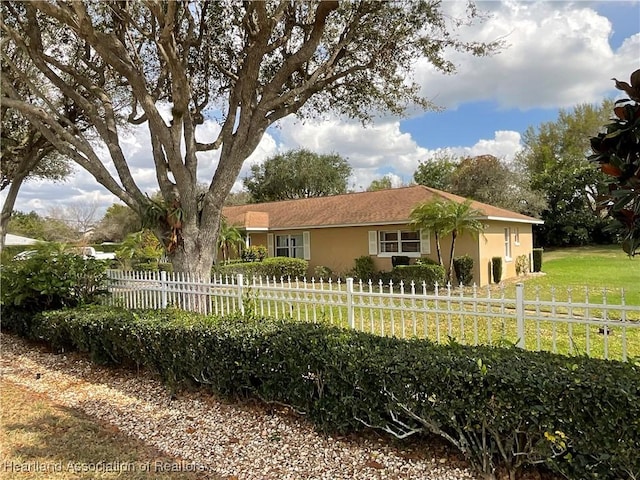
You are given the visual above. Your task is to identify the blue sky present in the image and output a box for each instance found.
[404,4,635,152]
[4,0,640,217]
[402,1,639,151]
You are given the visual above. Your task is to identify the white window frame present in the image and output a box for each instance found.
[371,229,427,258]
[269,232,310,260]
[514,227,520,246]
[504,227,512,261]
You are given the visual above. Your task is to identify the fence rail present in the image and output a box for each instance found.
[106,270,640,362]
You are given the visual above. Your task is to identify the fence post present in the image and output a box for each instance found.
[237,273,245,315]
[160,270,168,309]
[346,277,354,329]
[516,282,525,348]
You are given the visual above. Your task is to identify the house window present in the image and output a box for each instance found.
[379,230,420,254]
[268,232,310,260]
[276,234,304,258]
[504,227,512,260]
[514,227,520,246]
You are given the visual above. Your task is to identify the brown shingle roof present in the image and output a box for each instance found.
[222,185,543,230]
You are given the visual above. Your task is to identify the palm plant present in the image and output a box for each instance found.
[410,199,485,283]
[217,217,244,263]
[409,199,448,266]
[444,200,485,283]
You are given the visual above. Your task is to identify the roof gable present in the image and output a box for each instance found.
[223,185,543,230]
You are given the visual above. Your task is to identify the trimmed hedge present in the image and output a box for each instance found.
[390,264,446,289]
[11,306,638,479]
[491,256,502,284]
[453,255,474,285]
[218,257,308,279]
[533,248,543,272]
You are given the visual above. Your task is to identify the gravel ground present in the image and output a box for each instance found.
[1,332,479,480]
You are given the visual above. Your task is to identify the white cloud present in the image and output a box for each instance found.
[430,130,523,162]
[278,117,428,174]
[415,1,637,110]
[276,117,524,189]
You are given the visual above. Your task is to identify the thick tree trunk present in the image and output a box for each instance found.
[0,172,28,254]
[168,242,216,279]
[162,198,224,279]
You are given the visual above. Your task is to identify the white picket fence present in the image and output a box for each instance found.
[106,270,640,362]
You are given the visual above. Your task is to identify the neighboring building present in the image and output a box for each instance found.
[222,186,543,286]
[4,233,41,246]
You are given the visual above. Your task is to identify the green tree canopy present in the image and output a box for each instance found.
[413,154,458,191]
[515,101,616,246]
[414,153,545,217]
[92,204,142,243]
[244,149,352,202]
[448,155,546,217]
[1,1,498,277]
[8,210,78,243]
[366,175,394,192]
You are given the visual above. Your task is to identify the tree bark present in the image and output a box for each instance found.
[0,171,28,253]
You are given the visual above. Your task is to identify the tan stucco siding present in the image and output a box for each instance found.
[478,221,534,285]
[245,222,535,286]
[437,233,481,286]
[250,225,440,277]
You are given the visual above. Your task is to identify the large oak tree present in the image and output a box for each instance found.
[244,149,351,202]
[1,0,498,276]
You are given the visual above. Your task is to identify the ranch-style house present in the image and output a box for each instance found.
[222,185,544,286]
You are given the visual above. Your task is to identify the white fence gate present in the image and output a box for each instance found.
[106,270,640,362]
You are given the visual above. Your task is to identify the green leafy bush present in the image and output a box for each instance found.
[313,265,333,279]
[453,255,474,285]
[491,256,502,283]
[351,255,376,281]
[241,245,267,262]
[390,264,446,289]
[216,261,261,278]
[0,245,109,335]
[218,256,308,279]
[132,260,159,271]
[115,230,163,270]
[22,306,640,480]
[532,248,543,272]
[158,262,174,273]
[415,257,440,266]
[515,254,529,275]
[259,257,308,278]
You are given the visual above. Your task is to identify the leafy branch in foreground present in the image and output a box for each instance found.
[589,69,640,256]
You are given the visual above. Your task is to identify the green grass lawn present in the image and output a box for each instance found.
[111,245,640,361]
[517,244,640,305]
[262,245,640,361]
